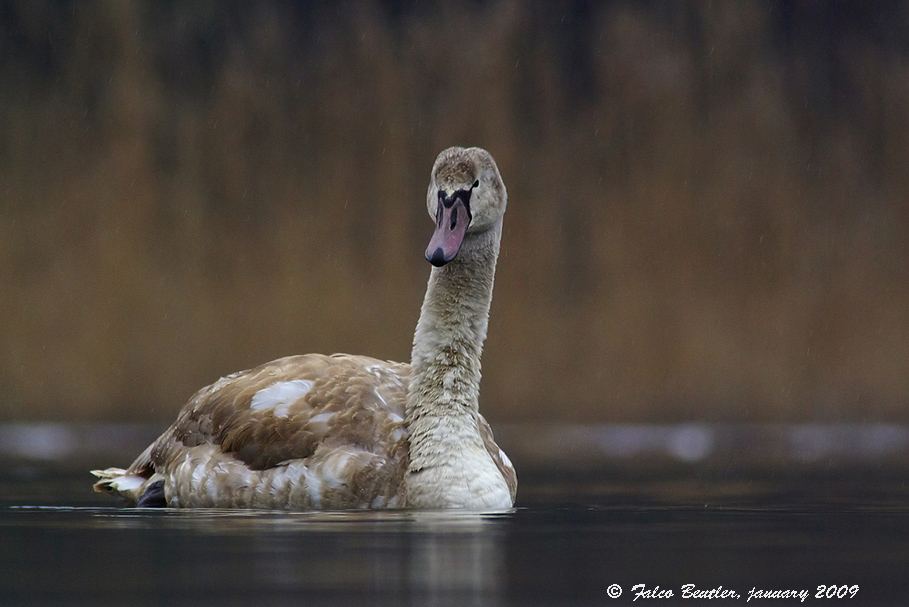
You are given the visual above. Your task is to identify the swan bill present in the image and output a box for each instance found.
[425,196,471,266]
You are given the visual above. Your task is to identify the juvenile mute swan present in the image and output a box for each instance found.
[92,147,516,509]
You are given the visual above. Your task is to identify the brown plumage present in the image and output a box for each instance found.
[94,354,514,508]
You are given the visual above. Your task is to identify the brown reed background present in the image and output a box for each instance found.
[1,1,907,423]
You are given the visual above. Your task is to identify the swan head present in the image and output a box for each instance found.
[425,147,507,267]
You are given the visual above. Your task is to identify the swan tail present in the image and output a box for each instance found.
[91,467,152,504]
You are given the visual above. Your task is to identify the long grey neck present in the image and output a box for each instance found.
[406,222,500,437]
[404,222,511,508]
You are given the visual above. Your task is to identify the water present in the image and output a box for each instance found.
[2,426,909,606]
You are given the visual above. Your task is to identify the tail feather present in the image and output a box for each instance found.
[92,440,160,506]
[91,467,151,504]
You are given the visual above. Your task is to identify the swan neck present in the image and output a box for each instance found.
[408,224,500,418]
[404,216,510,508]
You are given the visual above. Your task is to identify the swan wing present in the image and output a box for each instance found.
[95,354,411,508]
[478,414,518,504]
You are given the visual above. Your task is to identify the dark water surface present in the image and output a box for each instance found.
[2,426,909,606]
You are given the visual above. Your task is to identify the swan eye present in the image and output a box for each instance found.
[472,180,479,189]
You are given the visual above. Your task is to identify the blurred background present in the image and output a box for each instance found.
[1,0,908,427]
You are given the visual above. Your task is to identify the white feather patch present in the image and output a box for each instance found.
[110,474,146,492]
[250,379,314,417]
[390,426,406,443]
[306,412,335,435]
[291,463,323,508]
[320,451,354,488]
[498,448,513,470]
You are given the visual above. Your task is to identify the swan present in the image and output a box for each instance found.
[92,146,516,510]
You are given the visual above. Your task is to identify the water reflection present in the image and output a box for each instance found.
[405,511,506,607]
[36,507,510,607]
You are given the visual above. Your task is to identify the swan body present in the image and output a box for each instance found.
[92,147,516,510]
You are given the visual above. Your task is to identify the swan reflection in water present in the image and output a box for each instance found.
[89,507,510,606]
